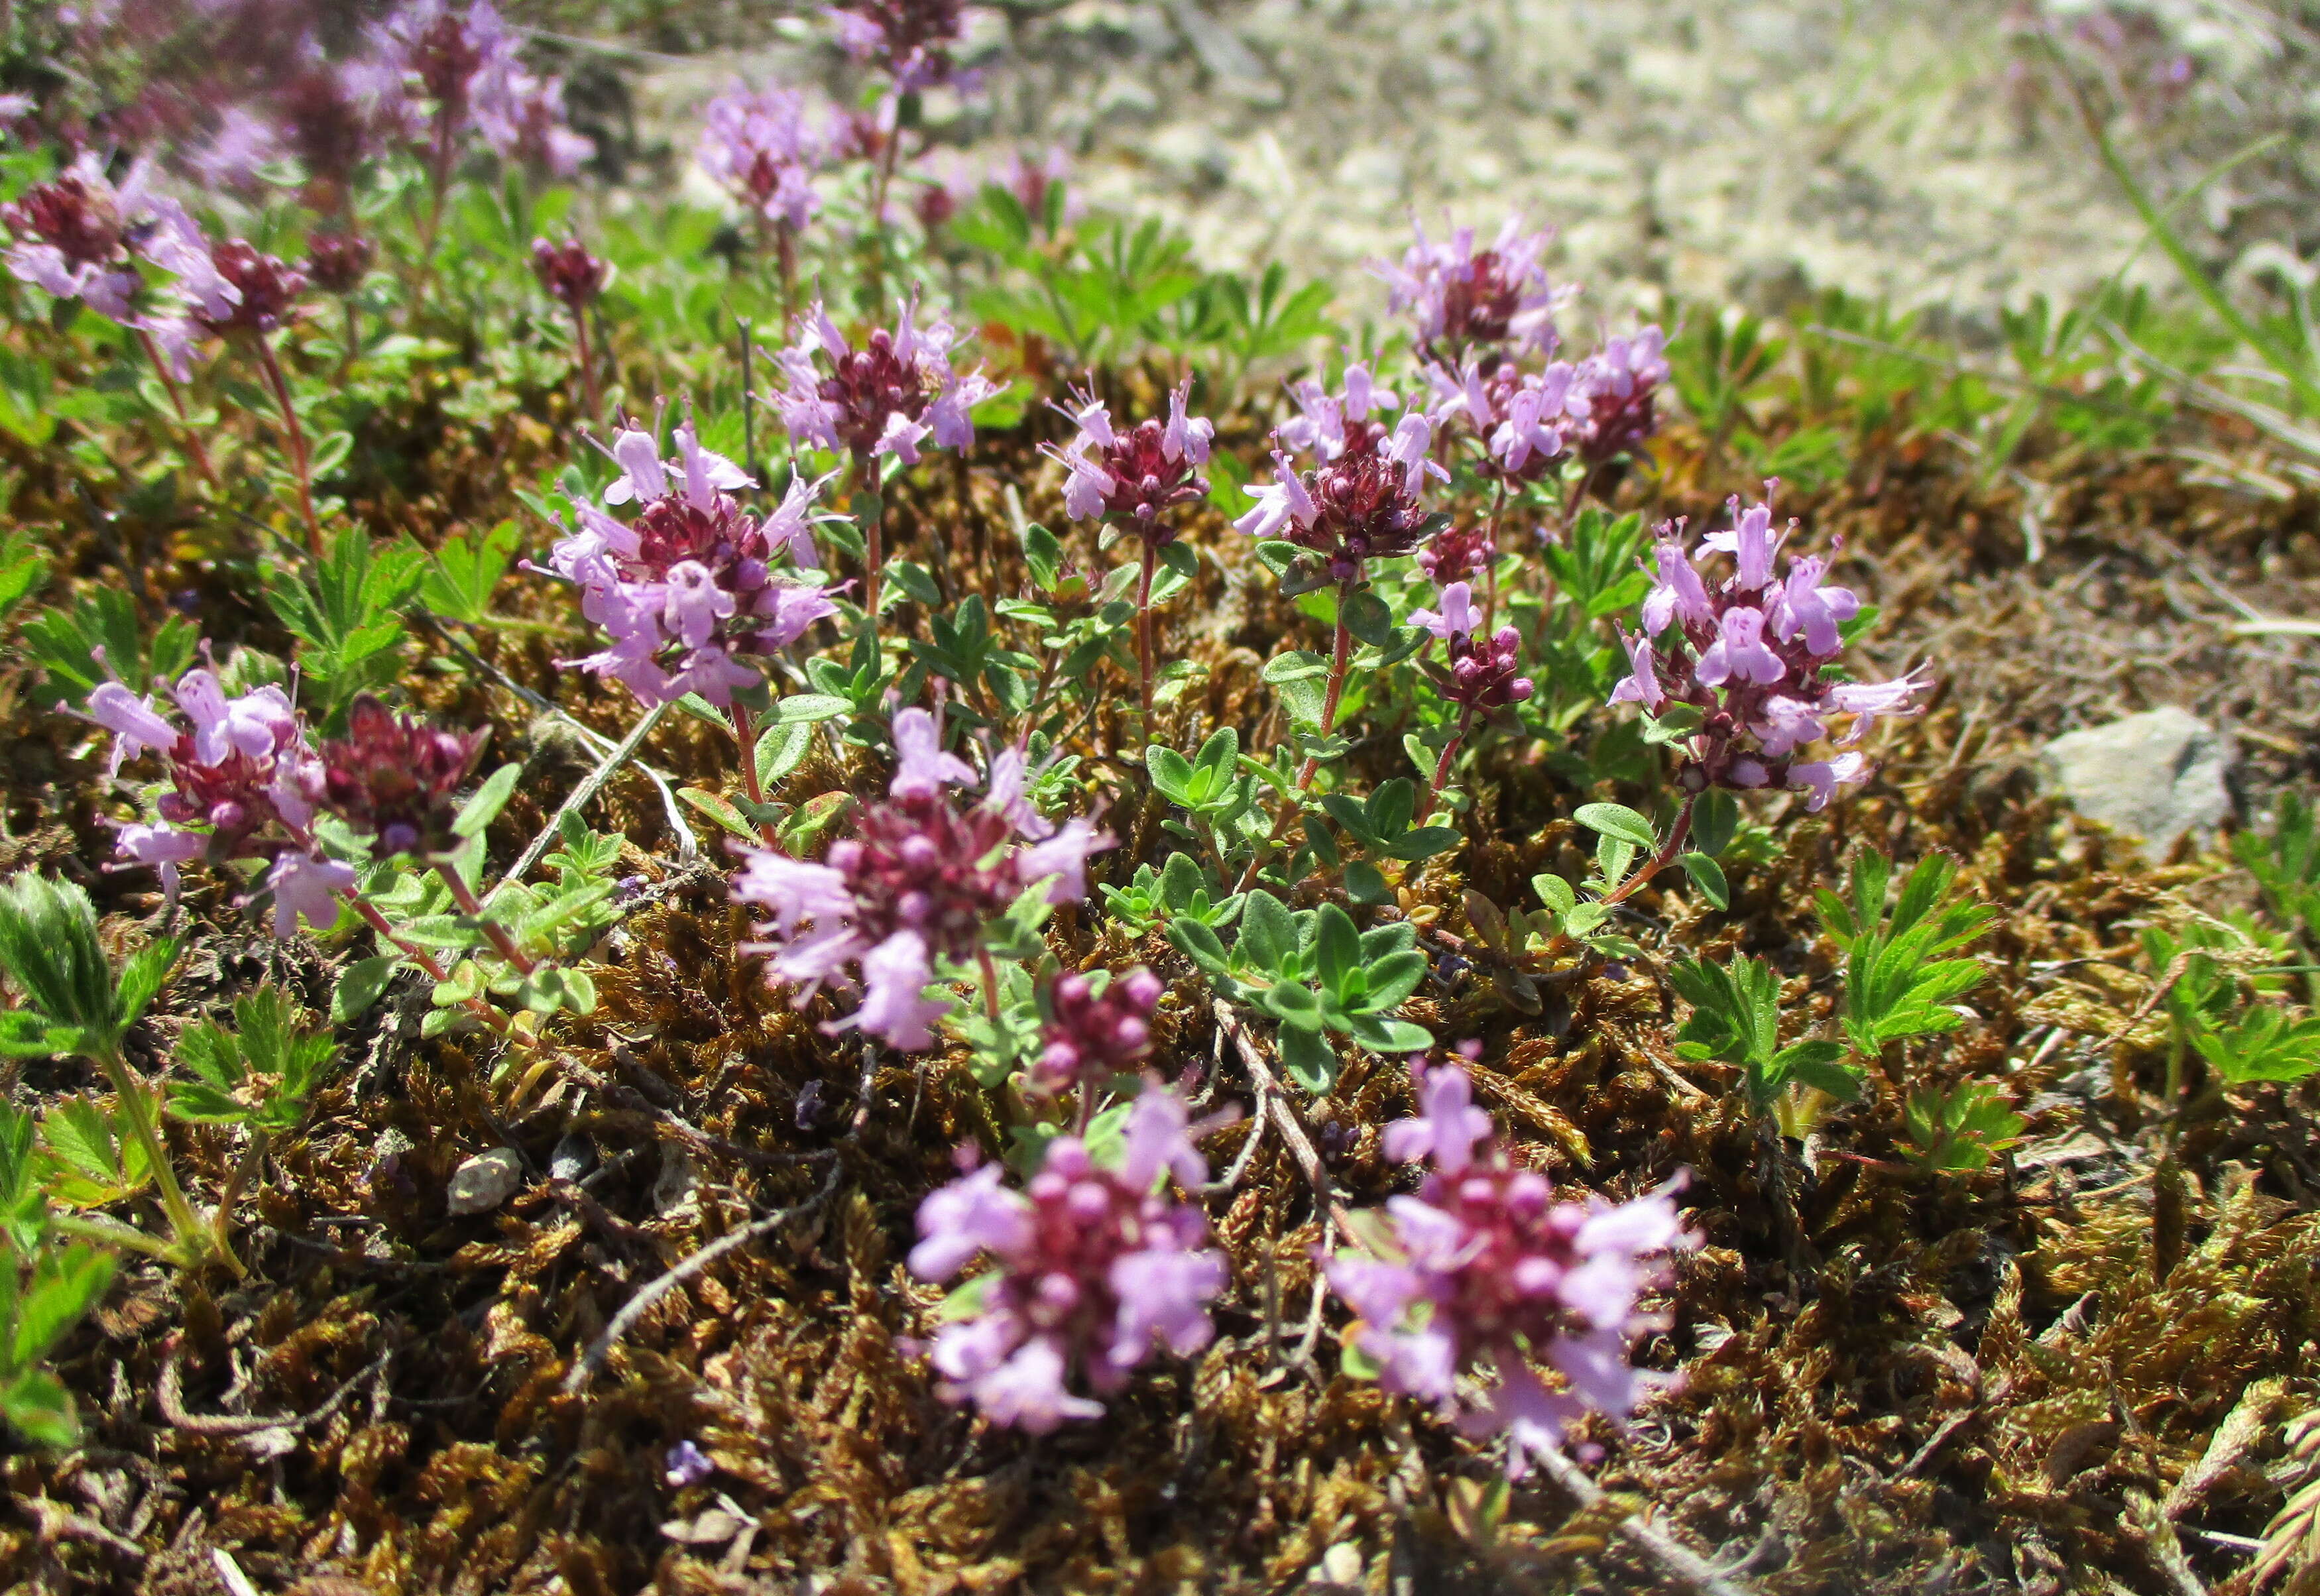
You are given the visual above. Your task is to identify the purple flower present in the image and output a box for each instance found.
[531,237,609,308]
[551,419,839,707]
[1570,325,1668,465]
[1043,380,1213,545]
[1605,490,1928,809]
[1031,967,1162,1096]
[1234,408,1444,586]
[1277,364,1396,461]
[1693,607,1784,689]
[1380,1059,1494,1174]
[1410,581,1480,642]
[826,0,974,90]
[1427,620,1533,714]
[1373,215,1563,361]
[770,298,999,466]
[697,84,823,232]
[305,695,489,860]
[909,1088,1226,1431]
[74,654,351,924]
[662,1440,715,1489]
[0,153,166,321]
[1328,1062,1695,1477]
[732,708,1112,1051]
[1422,357,1586,484]
[267,851,358,937]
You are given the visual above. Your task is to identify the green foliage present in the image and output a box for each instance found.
[2190,1005,2320,1086]
[1901,1080,2026,1172]
[417,520,523,626]
[1168,893,1430,1093]
[1815,851,1993,1058]
[170,986,333,1135]
[2235,792,2320,941]
[1102,852,1244,937]
[19,585,200,709]
[35,1093,156,1208]
[1668,953,1860,1115]
[0,526,48,627]
[0,1226,113,1446]
[0,876,177,1062]
[1539,507,1651,621]
[262,526,426,724]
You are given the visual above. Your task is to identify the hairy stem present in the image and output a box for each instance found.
[97,1042,233,1274]
[730,699,783,846]
[1419,704,1479,821]
[570,302,602,424]
[854,451,884,621]
[1135,537,1159,722]
[253,335,324,560]
[134,328,220,490]
[435,860,538,977]
[1601,791,1698,907]
[1478,477,1508,634]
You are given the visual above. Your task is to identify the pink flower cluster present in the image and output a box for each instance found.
[732,710,1112,1051]
[81,661,354,937]
[1328,1062,1695,1477]
[1609,490,1927,811]
[828,0,975,91]
[366,0,593,176]
[909,1089,1226,1431]
[697,84,823,233]
[1410,583,1533,712]
[1374,217,1562,363]
[1236,376,1446,585]
[548,419,838,707]
[0,153,162,322]
[1029,966,1163,1096]
[1045,381,1213,542]
[771,300,999,467]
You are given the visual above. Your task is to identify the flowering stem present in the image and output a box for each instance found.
[1135,537,1159,722]
[435,860,539,978]
[1238,580,1360,893]
[1294,579,1358,792]
[867,131,905,315]
[1479,477,1508,634]
[729,699,783,846]
[1419,703,1479,822]
[252,335,325,561]
[569,302,602,424]
[343,891,516,1039]
[1599,791,1696,907]
[852,451,884,622]
[976,948,1002,1022]
[133,327,220,490]
[94,1041,233,1275]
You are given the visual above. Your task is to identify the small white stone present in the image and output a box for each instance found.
[446,1148,524,1216]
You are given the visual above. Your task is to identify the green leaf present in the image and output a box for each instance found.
[772,693,850,724]
[451,762,522,839]
[1574,803,1657,852]
[1167,917,1231,977]
[1533,874,1577,916]
[1277,1024,1339,1094]
[1383,826,1463,863]
[111,938,178,1032]
[1679,852,1731,911]
[1342,589,1393,647]
[755,719,817,788]
[677,787,760,842]
[1240,892,1297,975]
[11,1243,114,1369]
[1342,1013,1433,1053]
[1344,861,1389,905]
[1147,746,1196,805]
[1357,950,1428,1012]
[1261,979,1324,1031]
[1691,789,1741,858]
[1313,905,1362,1001]
[0,876,119,1047]
[1,1369,81,1446]
[418,520,521,624]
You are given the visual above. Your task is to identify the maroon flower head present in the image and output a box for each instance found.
[305,231,375,296]
[531,235,609,309]
[1,173,123,269]
[829,0,971,90]
[308,695,487,858]
[1443,626,1533,711]
[1032,966,1163,1096]
[195,240,307,335]
[281,68,377,191]
[825,793,1023,965]
[1417,521,1493,587]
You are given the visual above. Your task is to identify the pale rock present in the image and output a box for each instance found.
[2036,707,2235,852]
[446,1147,525,1216]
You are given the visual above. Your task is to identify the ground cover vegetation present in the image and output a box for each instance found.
[0,2,2317,1592]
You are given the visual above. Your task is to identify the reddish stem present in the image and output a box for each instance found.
[1419,704,1478,821]
[253,335,324,560]
[1135,538,1158,722]
[570,302,602,424]
[730,699,782,846]
[435,860,538,976]
[344,891,513,1037]
[135,328,220,490]
[1599,793,1697,907]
